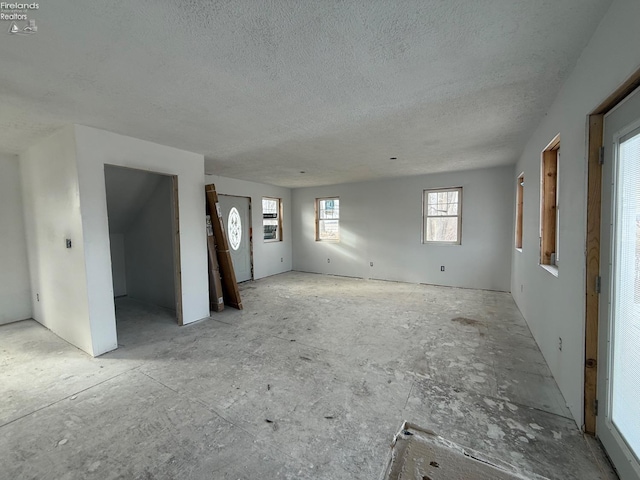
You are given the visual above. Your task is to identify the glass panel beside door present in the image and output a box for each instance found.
[610,127,640,463]
[599,85,640,480]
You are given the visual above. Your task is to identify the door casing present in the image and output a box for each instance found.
[217,194,253,283]
[584,68,640,436]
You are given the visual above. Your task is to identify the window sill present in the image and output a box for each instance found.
[515,248,523,253]
[540,264,559,277]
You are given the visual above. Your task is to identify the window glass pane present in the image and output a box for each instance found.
[319,199,339,219]
[263,198,278,215]
[611,130,640,456]
[262,198,280,241]
[426,217,459,242]
[319,219,339,240]
[426,190,459,216]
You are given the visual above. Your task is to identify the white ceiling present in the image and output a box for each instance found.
[0,1,611,187]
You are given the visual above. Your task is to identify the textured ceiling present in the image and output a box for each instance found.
[0,1,611,187]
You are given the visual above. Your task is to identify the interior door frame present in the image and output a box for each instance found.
[171,175,184,325]
[584,67,640,435]
[104,164,184,326]
[218,194,254,282]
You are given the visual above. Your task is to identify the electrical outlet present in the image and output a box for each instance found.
[559,337,563,351]
[66,238,72,248]
[327,258,330,263]
[36,293,39,302]
[280,257,283,262]
[440,266,445,272]
[370,262,373,267]
[521,284,523,292]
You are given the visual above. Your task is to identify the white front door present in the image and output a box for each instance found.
[218,195,252,283]
[598,86,640,480]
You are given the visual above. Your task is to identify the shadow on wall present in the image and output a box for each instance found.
[104,165,177,317]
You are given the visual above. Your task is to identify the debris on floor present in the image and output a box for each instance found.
[382,422,549,480]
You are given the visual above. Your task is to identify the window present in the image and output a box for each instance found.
[515,174,524,249]
[540,135,560,266]
[316,197,339,241]
[262,197,282,242]
[423,187,462,244]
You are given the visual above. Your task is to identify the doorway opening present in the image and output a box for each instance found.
[104,165,183,345]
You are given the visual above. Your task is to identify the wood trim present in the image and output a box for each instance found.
[205,185,243,310]
[516,175,524,249]
[314,198,320,241]
[541,150,558,264]
[592,68,640,115]
[545,134,561,151]
[584,114,603,435]
[278,198,284,242]
[248,197,254,280]
[171,176,184,326]
[206,215,224,312]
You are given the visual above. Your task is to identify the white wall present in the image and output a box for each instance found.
[510,0,640,426]
[124,176,176,309]
[19,127,94,353]
[205,175,292,279]
[292,166,513,292]
[109,234,127,297]
[0,154,32,325]
[74,125,209,356]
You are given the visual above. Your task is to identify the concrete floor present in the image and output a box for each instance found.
[0,272,617,479]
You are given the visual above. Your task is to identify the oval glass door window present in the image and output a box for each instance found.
[228,207,242,251]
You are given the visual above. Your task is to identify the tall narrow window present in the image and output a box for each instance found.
[541,135,560,267]
[262,197,282,242]
[316,197,339,241]
[516,174,524,249]
[423,187,462,244]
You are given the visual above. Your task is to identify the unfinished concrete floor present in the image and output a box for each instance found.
[0,272,617,479]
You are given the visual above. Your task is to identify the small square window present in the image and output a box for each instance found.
[262,197,282,242]
[423,187,462,244]
[316,197,339,241]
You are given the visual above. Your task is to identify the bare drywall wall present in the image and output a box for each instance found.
[510,0,640,425]
[0,154,32,325]
[74,125,209,356]
[124,176,176,309]
[19,127,94,353]
[205,175,292,279]
[292,166,513,292]
[108,234,127,297]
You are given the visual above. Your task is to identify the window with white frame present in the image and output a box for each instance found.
[316,197,339,241]
[262,197,282,242]
[423,187,462,244]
